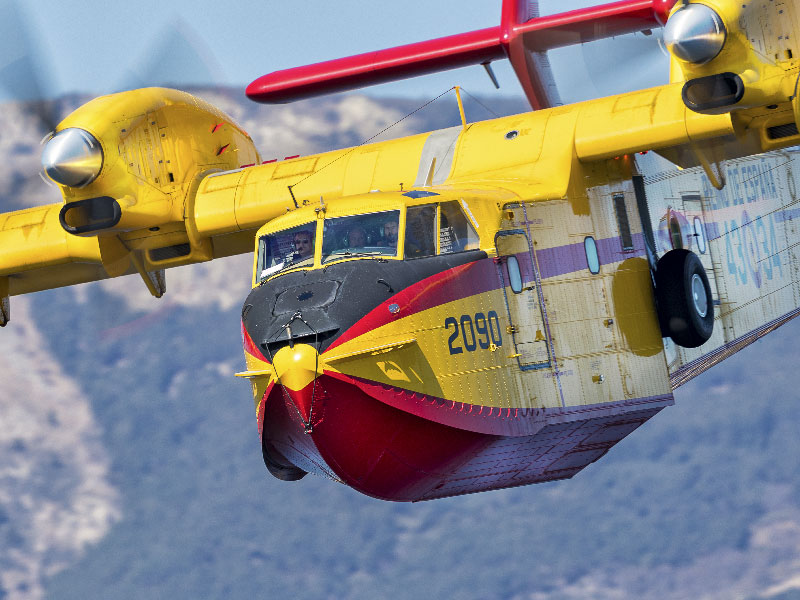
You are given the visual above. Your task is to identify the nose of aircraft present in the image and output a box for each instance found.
[271,343,321,426]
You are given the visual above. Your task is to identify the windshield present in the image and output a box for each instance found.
[405,205,436,259]
[321,210,400,263]
[257,223,316,280]
[439,201,479,253]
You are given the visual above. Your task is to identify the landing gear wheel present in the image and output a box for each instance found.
[655,249,714,348]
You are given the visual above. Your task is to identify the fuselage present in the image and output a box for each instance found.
[236,105,800,500]
[239,169,676,500]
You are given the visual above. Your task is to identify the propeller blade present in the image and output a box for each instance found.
[117,19,224,92]
[586,30,668,96]
[0,0,61,133]
[551,30,669,103]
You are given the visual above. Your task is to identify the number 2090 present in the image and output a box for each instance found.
[445,311,502,355]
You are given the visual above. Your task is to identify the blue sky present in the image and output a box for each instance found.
[6,0,666,103]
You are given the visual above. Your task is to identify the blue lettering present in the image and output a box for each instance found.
[755,216,772,281]
[769,212,783,278]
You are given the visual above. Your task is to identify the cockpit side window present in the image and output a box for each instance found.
[257,223,317,281]
[405,205,436,259]
[439,201,479,254]
[321,210,400,264]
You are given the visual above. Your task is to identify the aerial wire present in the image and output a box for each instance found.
[459,87,500,119]
[287,86,459,196]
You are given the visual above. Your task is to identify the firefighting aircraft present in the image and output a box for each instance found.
[1,0,798,501]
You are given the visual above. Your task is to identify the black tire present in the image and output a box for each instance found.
[655,249,714,348]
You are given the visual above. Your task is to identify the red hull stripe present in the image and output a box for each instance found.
[327,232,645,352]
[241,320,269,362]
[326,260,497,350]
[262,375,488,501]
[260,374,673,500]
[327,370,673,436]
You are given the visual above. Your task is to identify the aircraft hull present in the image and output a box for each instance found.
[259,373,672,501]
[246,247,673,500]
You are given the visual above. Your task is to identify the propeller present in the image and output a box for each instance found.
[0,0,225,208]
[551,29,670,103]
[0,1,224,135]
[584,29,669,98]
[118,18,225,94]
[0,0,61,135]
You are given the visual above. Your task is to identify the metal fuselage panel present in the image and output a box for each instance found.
[228,71,800,499]
[244,189,674,419]
[637,148,800,385]
[242,166,677,498]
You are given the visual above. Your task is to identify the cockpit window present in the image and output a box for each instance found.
[405,205,437,259]
[257,223,316,280]
[321,210,400,263]
[439,201,479,254]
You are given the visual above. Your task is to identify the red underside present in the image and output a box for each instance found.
[262,375,490,501]
[260,373,671,501]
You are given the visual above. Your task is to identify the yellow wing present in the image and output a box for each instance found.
[2,0,800,336]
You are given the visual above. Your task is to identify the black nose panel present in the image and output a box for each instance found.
[274,280,340,314]
[243,251,487,356]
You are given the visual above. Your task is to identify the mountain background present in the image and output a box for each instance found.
[0,88,799,600]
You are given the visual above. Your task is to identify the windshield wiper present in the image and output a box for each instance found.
[323,250,387,262]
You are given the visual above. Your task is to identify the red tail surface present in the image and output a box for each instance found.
[246,0,676,109]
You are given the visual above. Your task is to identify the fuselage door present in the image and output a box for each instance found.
[495,231,551,369]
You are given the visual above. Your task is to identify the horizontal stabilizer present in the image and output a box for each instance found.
[247,0,677,109]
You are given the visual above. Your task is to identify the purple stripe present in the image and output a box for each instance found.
[775,208,800,223]
[536,232,646,279]
[339,231,654,353]
[705,221,721,240]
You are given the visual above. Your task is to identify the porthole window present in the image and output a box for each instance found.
[693,217,707,254]
[585,236,600,274]
[507,256,523,293]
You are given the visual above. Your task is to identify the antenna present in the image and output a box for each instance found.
[288,185,299,209]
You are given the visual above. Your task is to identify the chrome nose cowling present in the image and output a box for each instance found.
[664,3,726,65]
[41,128,103,187]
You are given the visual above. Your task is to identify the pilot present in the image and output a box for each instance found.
[381,220,399,248]
[292,230,314,259]
[347,226,367,248]
[404,208,436,258]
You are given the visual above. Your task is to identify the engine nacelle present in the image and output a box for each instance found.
[43,88,260,241]
[665,1,800,115]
